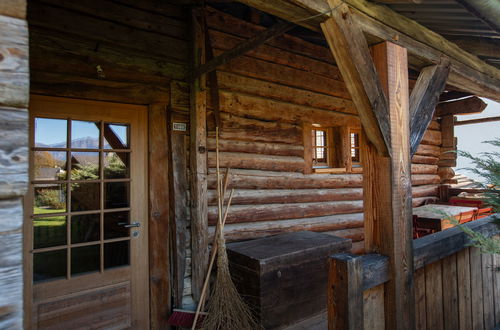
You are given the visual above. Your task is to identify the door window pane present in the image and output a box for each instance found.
[71,214,100,244]
[34,216,67,249]
[104,152,129,179]
[105,182,129,209]
[34,151,67,180]
[34,184,67,214]
[71,120,99,149]
[71,182,100,211]
[34,249,67,283]
[104,124,129,149]
[71,152,99,180]
[35,118,67,148]
[104,241,129,269]
[104,212,129,239]
[71,245,100,276]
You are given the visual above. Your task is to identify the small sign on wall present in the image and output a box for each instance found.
[173,122,187,132]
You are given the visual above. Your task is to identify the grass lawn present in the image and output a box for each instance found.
[34,207,66,226]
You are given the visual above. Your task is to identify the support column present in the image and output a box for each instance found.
[362,42,415,330]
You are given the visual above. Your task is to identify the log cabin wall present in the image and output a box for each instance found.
[204,7,442,254]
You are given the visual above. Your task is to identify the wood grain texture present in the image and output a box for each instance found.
[414,268,426,330]
[481,253,495,329]
[425,261,444,329]
[436,96,487,116]
[363,285,384,330]
[442,254,459,330]
[189,7,208,302]
[148,104,171,330]
[469,247,484,329]
[0,0,26,18]
[456,248,472,330]
[493,248,500,325]
[321,0,390,156]
[409,61,450,156]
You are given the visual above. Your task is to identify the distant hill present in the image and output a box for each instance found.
[36,137,112,149]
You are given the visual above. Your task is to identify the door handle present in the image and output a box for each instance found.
[118,222,141,228]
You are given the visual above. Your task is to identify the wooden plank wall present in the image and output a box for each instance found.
[0,0,29,328]
[202,7,442,253]
[414,243,500,330]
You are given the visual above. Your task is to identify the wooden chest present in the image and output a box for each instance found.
[227,231,351,329]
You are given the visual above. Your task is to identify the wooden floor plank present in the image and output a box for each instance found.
[457,248,473,330]
[425,260,444,329]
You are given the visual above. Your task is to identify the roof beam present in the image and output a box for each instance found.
[455,0,500,33]
[409,61,450,156]
[237,0,500,101]
[455,115,500,126]
[436,96,487,116]
[320,0,390,156]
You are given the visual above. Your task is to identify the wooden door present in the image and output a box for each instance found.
[25,95,149,329]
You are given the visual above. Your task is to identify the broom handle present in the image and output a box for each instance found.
[192,189,234,329]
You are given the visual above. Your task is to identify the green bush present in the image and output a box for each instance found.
[35,189,66,210]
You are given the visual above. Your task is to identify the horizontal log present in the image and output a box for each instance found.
[206,137,303,157]
[0,15,28,108]
[30,29,186,81]
[411,154,439,165]
[0,108,28,198]
[208,112,303,145]
[324,227,364,242]
[428,120,440,130]
[207,188,363,206]
[113,0,185,19]
[412,185,439,198]
[205,6,334,64]
[28,1,188,62]
[414,144,441,157]
[412,196,438,207]
[216,72,356,115]
[217,91,360,126]
[217,55,351,100]
[0,0,26,19]
[31,71,169,104]
[411,164,438,175]
[411,174,441,186]
[36,0,187,40]
[413,216,500,270]
[449,188,499,196]
[208,169,363,189]
[208,200,364,224]
[210,212,364,242]
[170,81,189,111]
[437,159,457,168]
[455,116,500,126]
[209,28,341,80]
[436,96,487,116]
[208,151,305,172]
[420,129,442,146]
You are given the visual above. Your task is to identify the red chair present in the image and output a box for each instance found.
[413,215,434,239]
[476,207,493,219]
[450,198,483,208]
[457,210,476,223]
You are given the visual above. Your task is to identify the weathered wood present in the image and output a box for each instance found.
[321,0,390,156]
[425,260,444,329]
[411,164,438,175]
[328,253,364,330]
[363,285,385,330]
[415,144,441,157]
[360,254,390,290]
[442,254,459,330]
[302,122,313,175]
[207,151,305,172]
[208,200,364,224]
[148,104,171,330]
[493,248,500,325]
[456,248,472,330]
[469,247,484,329]
[193,20,294,79]
[414,268,426,330]
[169,132,189,308]
[189,7,208,302]
[455,116,500,126]
[409,62,450,156]
[0,15,28,108]
[207,136,303,157]
[482,253,495,329]
[412,154,439,165]
[436,96,487,117]
[0,107,28,198]
[421,129,442,146]
[0,0,26,18]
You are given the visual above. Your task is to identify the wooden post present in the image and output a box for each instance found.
[328,254,364,330]
[190,6,209,302]
[148,103,171,329]
[363,42,415,330]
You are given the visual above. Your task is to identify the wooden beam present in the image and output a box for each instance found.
[0,0,26,19]
[328,254,364,330]
[148,104,171,330]
[409,61,450,156]
[192,20,295,79]
[362,41,415,329]
[436,96,487,116]
[439,91,473,102]
[321,0,390,156]
[455,116,500,126]
[190,7,209,302]
[446,36,500,60]
[236,0,500,101]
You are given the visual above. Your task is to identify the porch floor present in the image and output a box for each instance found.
[280,312,327,330]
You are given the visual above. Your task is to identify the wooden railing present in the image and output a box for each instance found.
[328,216,500,329]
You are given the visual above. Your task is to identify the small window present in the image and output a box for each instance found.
[312,129,329,167]
[350,129,361,169]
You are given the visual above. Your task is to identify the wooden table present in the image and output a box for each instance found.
[413,204,478,231]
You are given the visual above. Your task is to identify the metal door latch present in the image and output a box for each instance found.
[118,222,141,228]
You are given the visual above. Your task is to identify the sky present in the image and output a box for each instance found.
[454,98,499,182]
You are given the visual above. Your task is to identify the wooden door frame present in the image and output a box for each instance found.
[24,95,151,329]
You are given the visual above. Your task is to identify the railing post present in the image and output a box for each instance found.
[328,253,364,330]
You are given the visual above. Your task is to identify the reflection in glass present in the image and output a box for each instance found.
[104,241,129,269]
[104,152,129,179]
[71,214,100,244]
[71,182,100,211]
[71,245,100,276]
[104,212,129,239]
[70,152,99,180]
[104,124,129,149]
[35,118,67,148]
[105,182,129,209]
[34,184,67,214]
[34,216,67,249]
[71,120,100,149]
[34,151,67,180]
[34,249,66,283]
